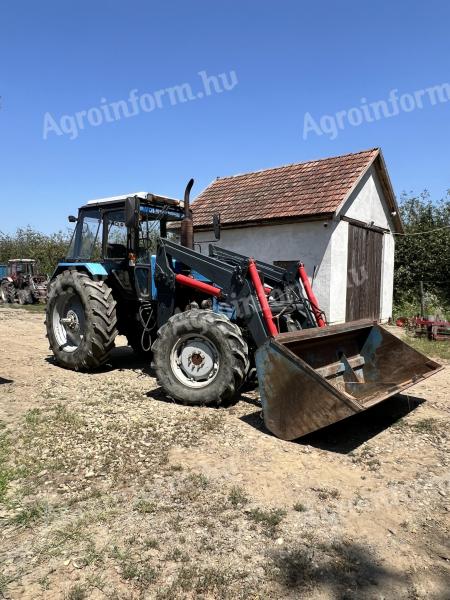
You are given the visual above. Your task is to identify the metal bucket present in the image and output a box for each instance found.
[255,320,442,440]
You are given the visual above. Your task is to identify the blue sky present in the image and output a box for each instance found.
[1,0,449,234]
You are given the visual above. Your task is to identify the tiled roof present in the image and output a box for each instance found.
[192,148,381,228]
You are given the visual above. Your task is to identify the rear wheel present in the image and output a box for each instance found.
[18,289,33,305]
[0,282,12,303]
[152,310,249,406]
[45,270,118,370]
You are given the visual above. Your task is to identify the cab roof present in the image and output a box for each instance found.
[83,192,184,209]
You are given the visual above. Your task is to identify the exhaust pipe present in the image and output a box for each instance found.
[180,178,194,249]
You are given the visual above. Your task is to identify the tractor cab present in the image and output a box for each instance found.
[8,259,36,279]
[66,192,185,266]
[64,191,186,300]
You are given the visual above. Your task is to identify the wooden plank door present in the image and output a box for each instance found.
[346,223,383,321]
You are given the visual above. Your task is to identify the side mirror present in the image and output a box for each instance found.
[213,213,221,240]
[68,215,77,223]
[125,196,140,229]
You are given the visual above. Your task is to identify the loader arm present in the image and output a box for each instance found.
[154,238,270,346]
[209,244,318,328]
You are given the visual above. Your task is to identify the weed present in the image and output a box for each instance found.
[121,561,139,580]
[144,537,160,549]
[121,561,157,585]
[167,547,190,562]
[411,418,440,434]
[272,544,314,588]
[293,502,307,512]
[25,408,43,427]
[228,485,248,507]
[170,464,183,472]
[0,431,12,503]
[247,507,286,536]
[134,499,156,514]
[82,540,104,566]
[157,564,240,598]
[11,500,47,527]
[53,404,84,428]
[38,575,50,590]
[53,518,88,544]
[187,472,209,488]
[200,411,225,433]
[314,487,341,501]
[66,584,86,600]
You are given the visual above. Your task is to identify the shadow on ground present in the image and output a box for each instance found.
[240,394,425,453]
[0,377,13,384]
[44,345,155,376]
[271,538,408,598]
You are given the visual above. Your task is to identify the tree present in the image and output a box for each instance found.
[394,190,450,316]
[0,227,71,276]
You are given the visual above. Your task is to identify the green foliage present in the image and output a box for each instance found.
[0,227,71,276]
[394,190,450,317]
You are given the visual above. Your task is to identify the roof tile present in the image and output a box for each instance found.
[192,148,379,227]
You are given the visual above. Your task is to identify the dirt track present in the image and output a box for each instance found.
[0,306,449,599]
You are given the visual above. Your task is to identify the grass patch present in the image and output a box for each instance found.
[228,485,248,507]
[11,500,47,527]
[156,565,247,599]
[0,429,12,503]
[247,507,286,536]
[120,562,158,585]
[403,333,450,361]
[134,499,157,514]
[65,584,87,600]
[410,418,441,434]
[313,487,341,501]
[25,408,44,427]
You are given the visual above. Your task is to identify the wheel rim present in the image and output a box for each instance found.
[170,334,220,388]
[52,293,86,353]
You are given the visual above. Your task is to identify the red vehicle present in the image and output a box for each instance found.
[397,315,450,341]
[0,259,48,305]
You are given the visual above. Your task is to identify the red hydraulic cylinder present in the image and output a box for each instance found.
[298,263,326,327]
[248,258,278,337]
[175,273,223,298]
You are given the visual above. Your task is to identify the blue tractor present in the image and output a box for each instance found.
[46,181,441,440]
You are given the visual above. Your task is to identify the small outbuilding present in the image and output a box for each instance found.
[192,148,402,324]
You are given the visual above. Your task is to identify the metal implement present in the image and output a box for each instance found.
[256,320,442,440]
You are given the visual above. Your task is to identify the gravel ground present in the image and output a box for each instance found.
[0,306,449,599]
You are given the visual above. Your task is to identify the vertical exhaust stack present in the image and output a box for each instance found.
[180,178,194,249]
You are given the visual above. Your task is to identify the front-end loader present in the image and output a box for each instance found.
[45,181,442,440]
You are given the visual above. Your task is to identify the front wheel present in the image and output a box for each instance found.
[152,310,249,406]
[45,270,118,370]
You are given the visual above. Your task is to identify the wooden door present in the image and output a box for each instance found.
[346,223,383,321]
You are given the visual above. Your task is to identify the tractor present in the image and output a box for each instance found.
[0,259,48,305]
[45,181,442,440]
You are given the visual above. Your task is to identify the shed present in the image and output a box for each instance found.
[191,148,402,324]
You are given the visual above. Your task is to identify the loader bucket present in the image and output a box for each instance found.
[255,320,442,441]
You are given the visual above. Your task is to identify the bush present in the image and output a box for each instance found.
[394,190,450,318]
[0,227,71,276]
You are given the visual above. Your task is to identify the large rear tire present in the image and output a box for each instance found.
[152,310,249,406]
[45,270,118,370]
[0,282,12,304]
